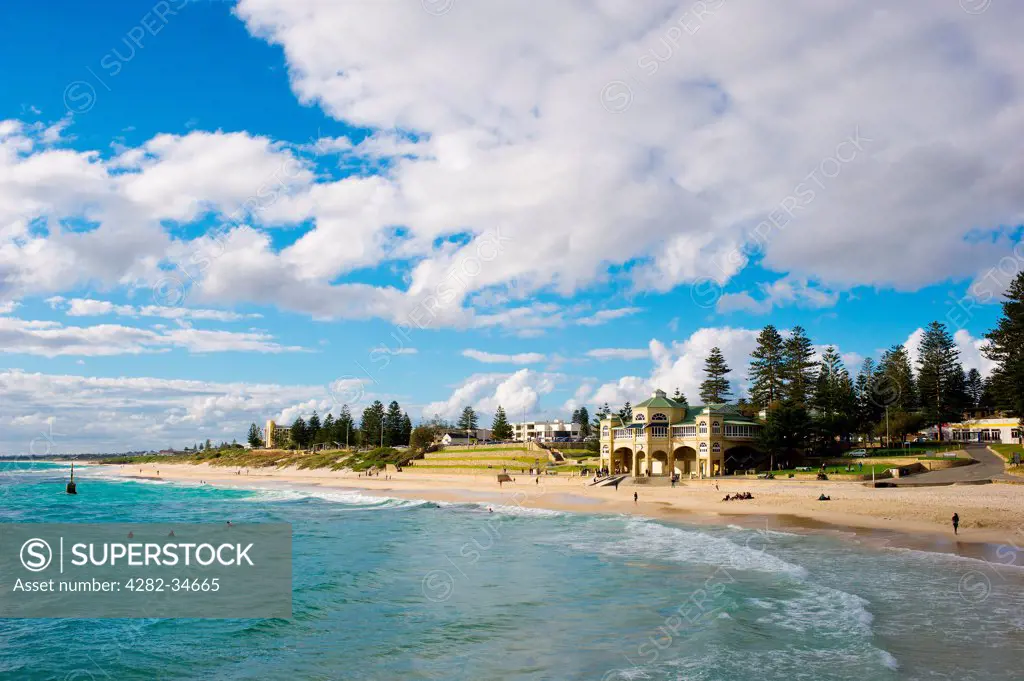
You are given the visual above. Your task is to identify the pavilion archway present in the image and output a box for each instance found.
[635,450,648,476]
[611,447,633,475]
[672,446,697,477]
[651,451,669,476]
[724,445,768,474]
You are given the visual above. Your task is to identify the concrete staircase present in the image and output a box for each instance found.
[631,476,673,486]
[591,474,630,487]
[536,441,566,463]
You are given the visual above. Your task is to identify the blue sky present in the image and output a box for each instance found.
[0,0,1021,452]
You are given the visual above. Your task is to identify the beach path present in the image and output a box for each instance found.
[895,444,1011,486]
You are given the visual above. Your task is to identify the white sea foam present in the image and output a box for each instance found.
[242,487,427,509]
[470,502,564,517]
[755,586,874,639]
[885,545,1024,572]
[879,650,900,670]
[572,517,810,578]
[725,523,799,538]
[77,470,180,487]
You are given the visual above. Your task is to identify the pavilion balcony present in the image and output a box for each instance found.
[723,425,760,440]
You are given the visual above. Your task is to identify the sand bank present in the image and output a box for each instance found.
[91,462,1024,559]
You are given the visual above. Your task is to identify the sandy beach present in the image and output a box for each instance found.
[89,461,1024,559]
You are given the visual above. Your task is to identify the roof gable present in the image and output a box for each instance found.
[635,396,686,409]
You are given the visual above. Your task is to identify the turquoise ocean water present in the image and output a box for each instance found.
[1,461,1023,680]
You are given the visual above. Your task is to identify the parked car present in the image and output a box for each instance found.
[848,449,868,457]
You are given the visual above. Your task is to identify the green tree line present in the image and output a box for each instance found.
[606,272,1024,455]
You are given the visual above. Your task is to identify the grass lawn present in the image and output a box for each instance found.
[423,455,537,462]
[407,463,589,473]
[989,443,1024,462]
[988,444,1024,476]
[768,463,899,478]
[863,443,962,457]
[408,465,518,471]
[437,446,530,452]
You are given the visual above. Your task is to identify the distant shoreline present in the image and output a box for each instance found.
[75,460,1024,563]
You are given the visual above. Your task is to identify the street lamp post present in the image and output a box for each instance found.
[885,406,890,450]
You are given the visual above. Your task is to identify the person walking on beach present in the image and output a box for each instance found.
[952,512,960,535]
[633,491,638,504]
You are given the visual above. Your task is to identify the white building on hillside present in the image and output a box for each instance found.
[511,419,581,443]
[440,429,493,445]
[929,417,1022,444]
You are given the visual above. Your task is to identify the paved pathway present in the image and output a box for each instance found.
[893,445,1010,485]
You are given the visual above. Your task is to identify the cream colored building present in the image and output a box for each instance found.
[599,389,764,477]
[265,420,290,449]
[938,417,1022,444]
[511,419,580,443]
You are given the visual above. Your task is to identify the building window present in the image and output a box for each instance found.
[699,442,708,453]
[635,413,645,421]
[602,426,609,436]
[712,442,721,453]
[724,424,759,438]
[712,421,721,434]
[1012,429,1021,439]
[699,421,707,435]
[651,413,668,422]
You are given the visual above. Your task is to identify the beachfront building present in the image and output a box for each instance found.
[264,420,291,449]
[440,429,493,445]
[599,389,764,477]
[511,419,581,443]
[931,416,1022,444]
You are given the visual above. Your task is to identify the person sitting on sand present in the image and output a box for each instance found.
[818,494,830,501]
[723,494,731,501]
